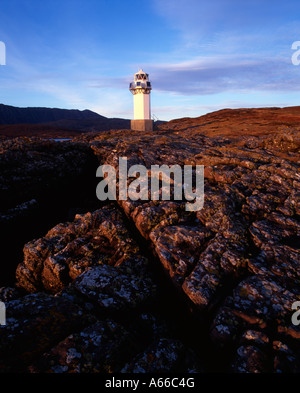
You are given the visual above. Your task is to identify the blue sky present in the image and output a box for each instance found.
[0,0,299,121]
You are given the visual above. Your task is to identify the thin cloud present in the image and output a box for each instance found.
[153,0,300,39]
[147,55,299,96]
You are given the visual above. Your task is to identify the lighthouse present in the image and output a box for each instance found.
[129,69,153,131]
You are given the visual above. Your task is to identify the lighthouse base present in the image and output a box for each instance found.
[131,119,153,132]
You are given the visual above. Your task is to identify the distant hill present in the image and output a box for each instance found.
[0,103,130,137]
[41,116,131,132]
[0,103,103,125]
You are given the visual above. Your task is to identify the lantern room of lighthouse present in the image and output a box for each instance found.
[129,69,153,131]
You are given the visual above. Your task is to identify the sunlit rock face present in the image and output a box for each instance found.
[1,106,300,372]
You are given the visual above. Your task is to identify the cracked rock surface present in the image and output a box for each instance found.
[0,107,299,373]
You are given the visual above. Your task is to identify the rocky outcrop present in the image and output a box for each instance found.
[0,107,299,373]
[0,137,99,286]
[159,106,300,140]
[0,137,96,213]
[88,124,300,372]
[0,292,95,372]
[16,204,158,310]
[3,203,198,373]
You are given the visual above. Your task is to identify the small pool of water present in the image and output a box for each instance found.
[52,138,72,142]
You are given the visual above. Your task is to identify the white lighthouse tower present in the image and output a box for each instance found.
[129,69,153,131]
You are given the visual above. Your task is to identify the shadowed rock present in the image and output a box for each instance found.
[0,292,95,372]
[0,107,299,373]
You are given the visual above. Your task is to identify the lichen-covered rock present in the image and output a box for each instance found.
[0,286,25,302]
[0,137,98,287]
[230,345,269,373]
[70,263,157,312]
[2,107,300,373]
[273,340,300,373]
[120,338,199,373]
[87,120,300,373]
[210,274,300,371]
[150,223,212,287]
[16,204,153,294]
[0,137,94,214]
[28,320,137,373]
[182,233,247,311]
[0,292,95,372]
